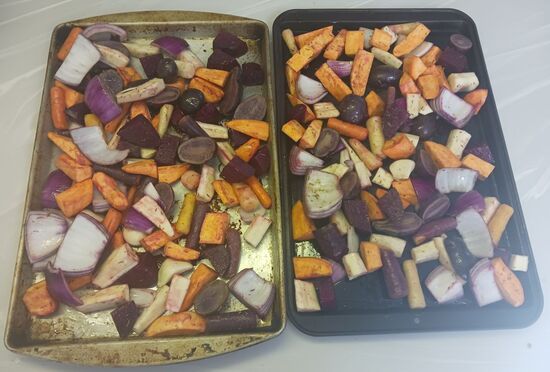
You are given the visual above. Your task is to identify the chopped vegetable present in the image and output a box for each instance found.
[342,252,368,280]
[294,279,320,312]
[425,265,464,304]
[244,215,272,247]
[133,286,169,335]
[403,260,426,309]
[293,257,333,279]
[229,268,275,318]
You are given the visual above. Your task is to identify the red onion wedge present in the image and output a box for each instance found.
[289,145,324,176]
[41,170,72,209]
[456,208,494,258]
[133,195,174,236]
[470,258,503,306]
[326,60,353,78]
[71,126,129,165]
[228,268,275,318]
[53,213,109,276]
[152,36,189,58]
[45,263,83,307]
[32,254,56,272]
[25,211,68,264]
[303,170,343,219]
[92,186,110,213]
[130,288,156,308]
[430,88,475,128]
[296,74,327,104]
[54,35,100,86]
[435,168,478,193]
[84,75,122,123]
[82,23,128,42]
[123,207,155,233]
[92,243,139,289]
[449,190,485,216]
[143,182,162,205]
[425,265,465,304]
[327,258,346,284]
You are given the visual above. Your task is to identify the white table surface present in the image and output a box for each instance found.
[1,0,549,370]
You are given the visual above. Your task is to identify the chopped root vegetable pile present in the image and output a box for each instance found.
[282,23,528,312]
[23,24,276,338]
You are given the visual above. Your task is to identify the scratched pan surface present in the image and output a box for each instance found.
[4,11,285,366]
[272,9,543,336]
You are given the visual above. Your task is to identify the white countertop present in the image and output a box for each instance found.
[1,0,548,371]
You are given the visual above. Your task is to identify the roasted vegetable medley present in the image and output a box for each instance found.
[281,22,528,312]
[23,23,277,338]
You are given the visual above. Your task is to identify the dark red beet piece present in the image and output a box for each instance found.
[117,253,158,288]
[241,63,264,86]
[194,103,222,123]
[377,189,404,221]
[229,129,251,148]
[118,114,161,148]
[170,106,185,128]
[207,49,239,71]
[383,97,410,138]
[287,104,306,123]
[139,53,162,78]
[154,134,181,166]
[342,199,372,234]
[174,115,208,137]
[314,223,348,261]
[438,46,468,73]
[213,31,248,57]
[202,244,230,277]
[313,277,337,310]
[249,145,270,176]
[111,301,138,339]
[220,157,255,183]
[117,140,141,158]
[65,102,89,124]
[92,164,141,185]
[218,66,242,115]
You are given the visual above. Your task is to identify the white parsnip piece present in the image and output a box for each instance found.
[403,260,426,309]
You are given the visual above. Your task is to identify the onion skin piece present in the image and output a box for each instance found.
[45,263,83,307]
[83,23,128,42]
[151,36,188,57]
